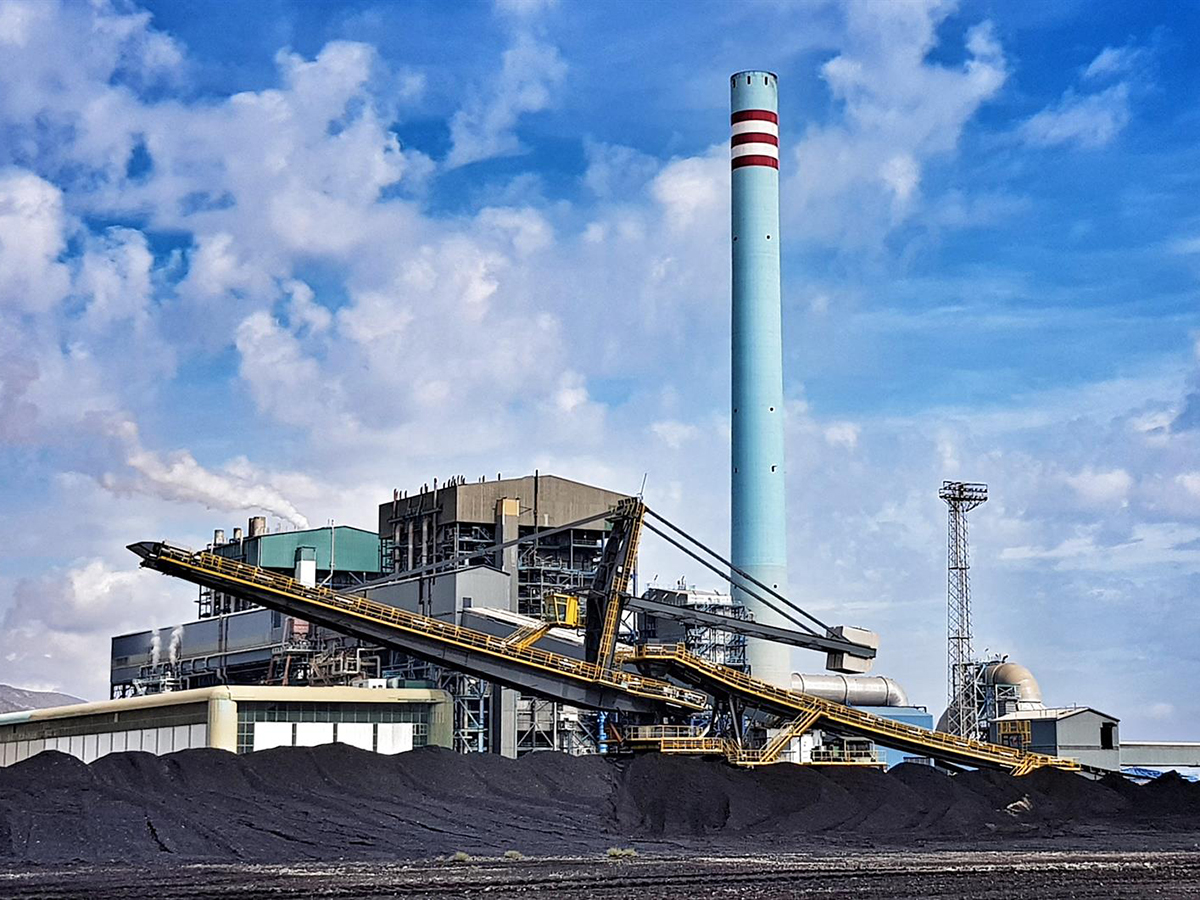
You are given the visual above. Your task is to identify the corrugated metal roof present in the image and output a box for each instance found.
[994,705,1119,723]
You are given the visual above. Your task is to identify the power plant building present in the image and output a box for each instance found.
[376,474,629,755]
[378,474,626,618]
[108,475,633,759]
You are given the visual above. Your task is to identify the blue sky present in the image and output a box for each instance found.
[0,0,1198,742]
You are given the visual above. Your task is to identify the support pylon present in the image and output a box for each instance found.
[939,481,988,739]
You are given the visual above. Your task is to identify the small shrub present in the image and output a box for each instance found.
[503,850,525,860]
[450,851,472,863]
[606,846,638,859]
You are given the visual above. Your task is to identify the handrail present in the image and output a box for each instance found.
[628,643,1079,774]
[147,545,707,712]
[623,725,708,740]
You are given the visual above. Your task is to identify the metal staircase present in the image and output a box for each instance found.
[626,644,1079,775]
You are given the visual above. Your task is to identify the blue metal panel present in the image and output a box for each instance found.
[854,706,935,768]
[730,70,789,687]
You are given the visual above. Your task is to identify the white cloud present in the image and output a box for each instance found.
[785,6,1007,244]
[235,310,349,431]
[1065,466,1133,505]
[1020,83,1130,149]
[652,151,726,233]
[494,0,558,15]
[77,227,155,331]
[1083,45,1146,81]
[1177,472,1200,499]
[553,371,590,414]
[823,422,860,449]
[651,419,700,449]
[0,168,72,313]
[1146,701,1175,720]
[283,280,332,334]
[477,206,554,256]
[0,553,197,699]
[1168,235,1200,255]
[446,33,567,168]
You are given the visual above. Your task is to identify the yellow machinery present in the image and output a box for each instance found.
[545,592,582,627]
[622,643,1078,775]
[129,540,707,717]
[131,497,1079,776]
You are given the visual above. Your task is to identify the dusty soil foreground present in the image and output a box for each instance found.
[3,850,1200,899]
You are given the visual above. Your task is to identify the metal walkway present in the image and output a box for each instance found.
[128,542,706,716]
[625,644,1079,775]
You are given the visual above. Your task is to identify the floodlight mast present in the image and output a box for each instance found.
[940,480,988,739]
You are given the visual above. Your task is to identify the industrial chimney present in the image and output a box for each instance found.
[730,71,790,688]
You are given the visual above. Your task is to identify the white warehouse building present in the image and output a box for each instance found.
[0,685,452,768]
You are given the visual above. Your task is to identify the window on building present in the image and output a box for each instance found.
[1100,721,1115,750]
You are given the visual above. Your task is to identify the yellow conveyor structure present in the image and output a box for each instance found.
[129,541,707,717]
[624,644,1079,775]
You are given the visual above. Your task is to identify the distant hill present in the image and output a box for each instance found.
[0,684,85,714]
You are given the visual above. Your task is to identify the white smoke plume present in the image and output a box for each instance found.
[149,632,161,667]
[101,417,310,528]
[168,625,184,665]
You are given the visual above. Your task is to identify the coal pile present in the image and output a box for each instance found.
[0,746,1196,863]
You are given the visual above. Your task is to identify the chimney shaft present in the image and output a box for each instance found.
[730,70,790,688]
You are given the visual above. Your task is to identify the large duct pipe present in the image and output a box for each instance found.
[936,659,1044,732]
[792,673,910,708]
[980,661,1044,707]
[730,70,790,688]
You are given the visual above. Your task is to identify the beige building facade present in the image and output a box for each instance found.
[0,685,452,767]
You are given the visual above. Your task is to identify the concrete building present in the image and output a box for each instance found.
[378,473,627,618]
[376,473,629,757]
[991,706,1121,771]
[0,685,452,768]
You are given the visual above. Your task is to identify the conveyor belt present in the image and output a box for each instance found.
[626,644,1079,775]
[129,542,707,716]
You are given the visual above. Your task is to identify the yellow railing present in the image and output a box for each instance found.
[502,622,554,650]
[628,643,1079,774]
[658,737,731,754]
[807,747,885,765]
[731,710,820,765]
[623,725,708,740]
[620,726,732,756]
[153,546,707,712]
[595,499,644,667]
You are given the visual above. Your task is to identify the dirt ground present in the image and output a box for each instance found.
[4,847,1200,899]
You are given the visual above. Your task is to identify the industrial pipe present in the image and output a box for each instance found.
[791,673,910,708]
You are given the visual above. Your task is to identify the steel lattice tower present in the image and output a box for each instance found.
[939,481,988,739]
